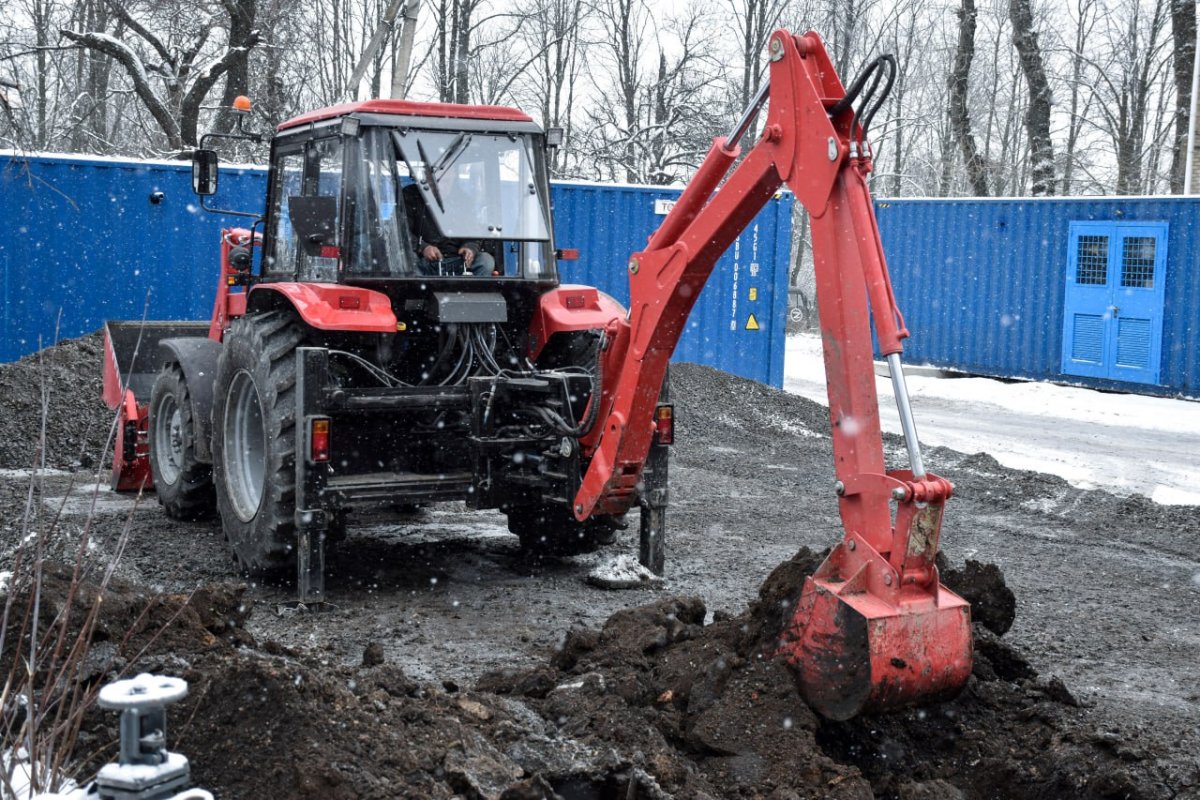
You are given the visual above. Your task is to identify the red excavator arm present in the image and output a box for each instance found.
[574,30,972,719]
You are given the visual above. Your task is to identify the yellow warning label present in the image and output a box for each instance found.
[745,313,760,331]
[749,287,758,301]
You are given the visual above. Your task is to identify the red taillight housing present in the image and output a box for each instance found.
[653,404,674,445]
[310,417,331,462]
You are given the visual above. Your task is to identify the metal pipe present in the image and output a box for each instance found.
[390,0,420,99]
[344,0,407,101]
[886,353,925,479]
[724,80,771,149]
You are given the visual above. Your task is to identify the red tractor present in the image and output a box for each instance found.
[104,30,972,720]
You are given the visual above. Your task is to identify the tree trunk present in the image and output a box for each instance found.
[1062,0,1095,194]
[34,0,50,148]
[949,0,989,195]
[215,0,258,133]
[1009,0,1055,196]
[1169,0,1195,192]
[453,0,472,104]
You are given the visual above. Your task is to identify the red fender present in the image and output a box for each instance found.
[249,283,397,332]
[528,285,625,360]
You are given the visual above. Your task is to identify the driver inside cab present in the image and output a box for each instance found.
[402,183,495,276]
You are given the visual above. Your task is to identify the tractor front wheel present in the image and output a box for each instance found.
[148,364,215,520]
[211,311,304,573]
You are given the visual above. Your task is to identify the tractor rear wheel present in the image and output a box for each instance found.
[148,364,215,520]
[506,504,617,557]
[211,311,304,573]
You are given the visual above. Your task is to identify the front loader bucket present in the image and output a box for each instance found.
[102,321,209,411]
[103,320,210,490]
[778,542,972,721]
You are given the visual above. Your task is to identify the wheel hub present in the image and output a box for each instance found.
[154,394,184,485]
[224,370,267,522]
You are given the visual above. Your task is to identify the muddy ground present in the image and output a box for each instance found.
[0,335,1198,798]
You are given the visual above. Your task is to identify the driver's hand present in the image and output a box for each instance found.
[422,244,443,261]
[458,246,475,267]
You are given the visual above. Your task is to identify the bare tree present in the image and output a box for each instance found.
[579,1,725,184]
[1054,0,1099,193]
[727,0,788,108]
[1169,0,1195,191]
[213,0,259,132]
[428,0,488,102]
[1083,0,1172,194]
[949,0,989,195]
[511,0,589,174]
[1009,0,1055,195]
[584,0,649,182]
[61,0,262,153]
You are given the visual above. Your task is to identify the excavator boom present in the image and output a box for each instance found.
[574,30,973,719]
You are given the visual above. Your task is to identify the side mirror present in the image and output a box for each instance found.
[288,196,340,258]
[545,127,564,149]
[192,149,219,196]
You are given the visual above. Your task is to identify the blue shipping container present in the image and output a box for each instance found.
[0,153,792,386]
[874,196,1200,397]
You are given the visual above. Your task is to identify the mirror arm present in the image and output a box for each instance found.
[194,129,268,218]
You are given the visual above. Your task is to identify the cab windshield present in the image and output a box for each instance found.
[392,129,551,241]
[345,126,554,279]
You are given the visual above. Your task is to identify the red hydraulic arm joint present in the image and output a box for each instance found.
[573,29,971,719]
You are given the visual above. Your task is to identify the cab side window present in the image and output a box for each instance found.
[265,151,303,275]
[304,137,344,282]
[265,137,345,280]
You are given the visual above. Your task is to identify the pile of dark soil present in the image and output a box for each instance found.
[476,548,1181,799]
[0,332,112,470]
[10,549,1179,800]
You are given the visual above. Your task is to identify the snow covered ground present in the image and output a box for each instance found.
[784,333,1200,505]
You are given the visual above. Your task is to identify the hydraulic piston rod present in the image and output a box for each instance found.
[886,352,927,480]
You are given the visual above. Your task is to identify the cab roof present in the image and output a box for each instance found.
[277,99,534,131]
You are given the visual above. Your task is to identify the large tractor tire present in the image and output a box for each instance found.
[147,364,215,520]
[506,504,618,557]
[211,311,305,573]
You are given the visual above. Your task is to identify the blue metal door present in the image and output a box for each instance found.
[1061,221,1167,385]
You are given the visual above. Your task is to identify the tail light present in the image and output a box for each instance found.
[310,417,331,462]
[653,404,674,445]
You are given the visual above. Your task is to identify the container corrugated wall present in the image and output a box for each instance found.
[0,154,793,387]
[552,182,793,386]
[875,197,1200,397]
[0,154,266,359]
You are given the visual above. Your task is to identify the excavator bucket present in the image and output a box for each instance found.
[777,531,973,721]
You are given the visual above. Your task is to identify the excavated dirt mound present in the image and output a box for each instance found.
[0,333,112,470]
[10,551,1177,799]
[477,549,1176,799]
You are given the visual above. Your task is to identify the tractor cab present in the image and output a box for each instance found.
[192,99,563,287]
[265,100,559,286]
[267,101,556,286]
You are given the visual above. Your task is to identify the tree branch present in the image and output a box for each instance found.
[59,29,181,149]
[179,30,263,146]
[101,0,173,68]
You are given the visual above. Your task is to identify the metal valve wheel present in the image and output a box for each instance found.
[99,673,188,711]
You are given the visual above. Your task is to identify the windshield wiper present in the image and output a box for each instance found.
[391,131,426,198]
[432,132,472,178]
[415,138,444,212]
